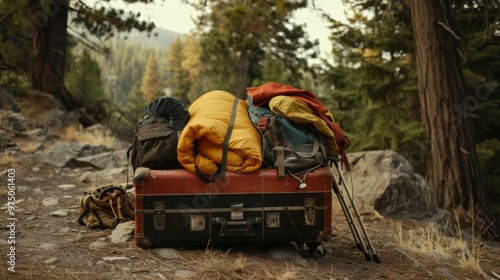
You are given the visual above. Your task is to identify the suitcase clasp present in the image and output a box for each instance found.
[153,201,165,231]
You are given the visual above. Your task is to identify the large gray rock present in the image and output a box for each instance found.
[27,128,59,142]
[78,167,128,183]
[43,108,68,129]
[74,149,128,170]
[0,86,19,112]
[42,142,112,168]
[1,111,44,133]
[339,150,435,217]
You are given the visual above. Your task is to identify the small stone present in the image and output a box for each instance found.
[90,241,107,249]
[39,243,60,250]
[32,167,41,172]
[26,216,38,221]
[45,257,59,265]
[269,245,307,266]
[174,270,195,278]
[58,184,76,190]
[152,248,179,260]
[103,257,129,262]
[15,199,25,205]
[66,237,82,243]
[33,188,44,194]
[42,198,59,206]
[17,186,29,192]
[50,210,68,217]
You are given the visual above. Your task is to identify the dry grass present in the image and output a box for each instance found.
[0,263,113,280]
[20,142,43,153]
[66,123,115,149]
[394,209,487,276]
[175,248,308,279]
[395,221,464,256]
[0,154,19,166]
[197,249,249,278]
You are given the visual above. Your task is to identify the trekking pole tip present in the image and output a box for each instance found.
[364,253,373,262]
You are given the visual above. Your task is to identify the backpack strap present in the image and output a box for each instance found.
[78,194,104,229]
[269,115,286,177]
[108,197,126,228]
[275,146,285,177]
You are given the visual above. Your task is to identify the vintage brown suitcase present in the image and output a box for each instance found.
[133,167,333,257]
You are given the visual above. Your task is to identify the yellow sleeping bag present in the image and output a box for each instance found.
[177,90,262,176]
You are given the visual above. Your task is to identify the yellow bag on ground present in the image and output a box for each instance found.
[78,184,135,229]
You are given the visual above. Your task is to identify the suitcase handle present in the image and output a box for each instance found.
[212,217,262,237]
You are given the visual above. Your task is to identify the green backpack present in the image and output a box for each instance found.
[247,104,327,178]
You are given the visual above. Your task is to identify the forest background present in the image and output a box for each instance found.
[0,0,499,235]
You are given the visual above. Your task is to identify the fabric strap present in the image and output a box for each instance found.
[194,97,239,182]
[219,98,239,181]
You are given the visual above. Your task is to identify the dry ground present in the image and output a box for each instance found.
[0,127,499,280]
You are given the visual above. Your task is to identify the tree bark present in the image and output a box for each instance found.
[411,0,499,238]
[29,0,105,127]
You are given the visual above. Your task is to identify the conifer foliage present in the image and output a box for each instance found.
[141,54,163,103]
[66,49,106,106]
[0,0,156,126]
[323,0,424,170]
[165,37,191,105]
[188,0,318,97]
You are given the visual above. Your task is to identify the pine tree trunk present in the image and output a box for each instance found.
[29,0,105,127]
[411,0,498,238]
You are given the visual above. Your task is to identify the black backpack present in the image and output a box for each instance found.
[128,97,189,171]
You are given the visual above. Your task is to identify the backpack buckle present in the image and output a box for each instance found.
[257,118,268,131]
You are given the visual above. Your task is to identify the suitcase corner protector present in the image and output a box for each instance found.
[318,230,332,243]
[135,236,152,249]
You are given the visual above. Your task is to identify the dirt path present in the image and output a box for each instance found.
[1,139,499,280]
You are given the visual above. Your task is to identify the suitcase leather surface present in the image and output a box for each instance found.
[134,167,333,249]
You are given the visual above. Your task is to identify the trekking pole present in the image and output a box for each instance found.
[329,157,372,261]
[331,177,371,260]
[331,158,381,263]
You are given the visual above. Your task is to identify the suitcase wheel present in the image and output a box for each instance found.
[310,243,326,260]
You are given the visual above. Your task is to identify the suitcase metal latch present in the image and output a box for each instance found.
[153,201,165,231]
[304,198,316,226]
[231,202,244,220]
